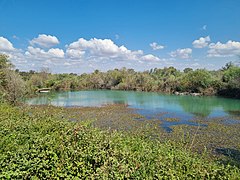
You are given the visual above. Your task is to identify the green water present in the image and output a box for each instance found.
[27,90,240,130]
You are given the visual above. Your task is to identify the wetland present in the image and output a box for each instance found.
[26,90,240,163]
[26,90,240,130]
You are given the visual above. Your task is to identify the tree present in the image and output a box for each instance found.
[181,69,212,93]
[4,69,26,104]
[0,54,26,104]
[222,62,234,71]
[0,54,11,69]
[183,68,193,73]
[222,65,240,88]
[0,54,11,87]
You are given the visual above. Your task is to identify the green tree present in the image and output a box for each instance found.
[222,65,240,88]
[4,69,26,104]
[0,54,11,87]
[181,69,212,93]
[0,54,26,104]
[183,68,193,73]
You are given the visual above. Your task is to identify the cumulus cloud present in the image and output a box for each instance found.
[141,54,160,61]
[0,37,32,71]
[25,46,65,59]
[1,35,163,73]
[170,48,192,59]
[66,38,158,61]
[0,37,15,52]
[66,48,85,59]
[192,36,211,48]
[150,42,164,50]
[208,40,240,57]
[30,34,60,48]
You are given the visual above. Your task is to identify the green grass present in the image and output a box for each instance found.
[0,103,239,179]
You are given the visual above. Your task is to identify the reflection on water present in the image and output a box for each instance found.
[26,90,240,130]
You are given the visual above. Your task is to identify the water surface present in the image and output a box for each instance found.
[26,90,240,131]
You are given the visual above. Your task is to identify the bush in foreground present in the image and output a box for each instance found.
[0,103,239,179]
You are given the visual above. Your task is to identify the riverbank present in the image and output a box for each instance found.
[1,103,240,178]
[20,65,240,101]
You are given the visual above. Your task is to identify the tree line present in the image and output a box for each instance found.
[1,54,240,104]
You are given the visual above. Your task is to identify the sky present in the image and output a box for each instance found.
[0,0,240,73]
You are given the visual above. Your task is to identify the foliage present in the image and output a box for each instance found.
[0,103,240,179]
[0,54,11,69]
[0,54,10,89]
[22,64,240,98]
[180,69,213,93]
[2,51,240,98]
[0,54,26,104]
[3,69,26,104]
[223,66,240,88]
[216,64,240,98]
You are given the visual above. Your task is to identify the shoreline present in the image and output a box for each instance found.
[31,88,240,100]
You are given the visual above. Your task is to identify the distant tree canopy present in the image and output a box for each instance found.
[1,52,240,100]
[19,62,240,98]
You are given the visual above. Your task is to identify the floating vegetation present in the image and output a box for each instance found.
[164,117,180,122]
[227,110,240,116]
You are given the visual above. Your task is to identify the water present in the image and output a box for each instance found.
[26,90,240,131]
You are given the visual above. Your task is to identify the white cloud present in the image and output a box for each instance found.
[0,36,185,73]
[66,38,154,61]
[4,37,161,72]
[66,48,85,59]
[30,34,60,48]
[192,36,211,48]
[64,62,71,66]
[208,40,240,57]
[48,48,65,58]
[170,48,192,59]
[0,36,163,73]
[192,62,200,67]
[0,37,15,52]
[150,42,164,50]
[141,54,160,61]
[25,46,64,59]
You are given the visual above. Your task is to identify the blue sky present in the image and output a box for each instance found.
[0,0,240,73]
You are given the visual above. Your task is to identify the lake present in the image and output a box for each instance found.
[26,90,240,131]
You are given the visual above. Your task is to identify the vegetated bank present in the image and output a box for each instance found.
[20,62,240,99]
[0,103,240,179]
[1,53,240,105]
